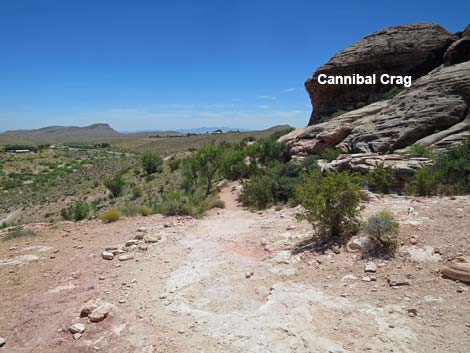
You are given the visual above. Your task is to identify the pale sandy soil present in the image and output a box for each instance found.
[1,183,469,353]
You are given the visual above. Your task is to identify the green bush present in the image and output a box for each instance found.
[132,186,143,199]
[100,209,122,223]
[367,163,393,194]
[142,152,164,175]
[248,138,287,165]
[156,190,194,216]
[168,158,181,172]
[405,168,438,196]
[61,200,91,221]
[407,144,434,158]
[432,140,470,194]
[321,147,342,162]
[240,174,273,210]
[139,205,152,216]
[104,174,125,197]
[362,210,399,258]
[220,145,248,180]
[296,171,363,244]
[2,227,37,241]
[383,86,404,100]
[208,198,225,209]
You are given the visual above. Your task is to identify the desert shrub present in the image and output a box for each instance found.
[240,174,273,210]
[142,152,163,175]
[168,158,181,172]
[301,155,320,172]
[208,198,225,209]
[269,127,295,140]
[265,161,304,204]
[432,140,470,194]
[61,200,91,221]
[362,210,399,258]
[248,138,287,165]
[405,168,438,196]
[2,227,37,241]
[139,205,152,216]
[383,86,404,100]
[407,144,434,158]
[296,171,363,245]
[132,186,143,199]
[104,174,125,197]
[367,163,393,194]
[156,190,194,216]
[100,209,122,223]
[220,145,248,180]
[321,147,342,162]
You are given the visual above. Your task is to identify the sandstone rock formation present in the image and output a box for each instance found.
[306,23,457,124]
[282,61,470,158]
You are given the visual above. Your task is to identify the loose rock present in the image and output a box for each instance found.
[118,254,134,261]
[388,274,410,286]
[89,302,113,322]
[101,251,114,260]
[69,323,86,334]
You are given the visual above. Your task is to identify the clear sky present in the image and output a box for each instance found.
[1,0,468,132]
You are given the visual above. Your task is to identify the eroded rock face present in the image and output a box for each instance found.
[317,153,433,182]
[283,61,470,156]
[306,23,457,124]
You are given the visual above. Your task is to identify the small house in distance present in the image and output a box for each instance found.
[212,129,223,134]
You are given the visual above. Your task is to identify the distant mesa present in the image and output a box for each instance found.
[1,123,120,141]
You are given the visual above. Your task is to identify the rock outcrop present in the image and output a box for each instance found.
[282,61,470,156]
[306,23,457,124]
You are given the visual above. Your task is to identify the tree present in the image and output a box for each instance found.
[142,152,163,175]
[296,171,363,244]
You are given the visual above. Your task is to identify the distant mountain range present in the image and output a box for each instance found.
[0,123,292,144]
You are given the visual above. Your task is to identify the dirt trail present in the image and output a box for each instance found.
[1,187,470,353]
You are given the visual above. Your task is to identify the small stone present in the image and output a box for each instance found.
[0,336,5,347]
[388,274,410,287]
[89,303,113,322]
[125,240,138,247]
[118,254,134,261]
[365,262,377,273]
[245,271,254,279]
[410,237,418,245]
[407,308,418,317]
[69,323,86,334]
[164,223,171,228]
[134,233,144,240]
[118,299,127,304]
[138,244,148,251]
[144,235,161,243]
[101,251,114,260]
[80,301,99,317]
[73,333,82,340]
[362,276,371,282]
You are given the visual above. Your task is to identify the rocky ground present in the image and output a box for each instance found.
[1,183,469,353]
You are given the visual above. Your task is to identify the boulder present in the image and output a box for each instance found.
[283,61,470,157]
[88,302,113,322]
[101,251,114,260]
[388,274,410,286]
[444,37,470,66]
[441,262,470,283]
[306,23,456,123]
[318,153,432,182]
[69,323,86,334]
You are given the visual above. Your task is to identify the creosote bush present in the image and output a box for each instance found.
[367,163,393,194]
[104,174,125,197]
[139,205,152,216]
[100,208,122,223]
[61,200,91,221]
[362,210,399,258]
[296,171,363,245]
[2,227,37,241]
[142,152,163,175]
[407,144,434,158]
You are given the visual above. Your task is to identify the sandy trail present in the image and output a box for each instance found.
[1,187,469,353]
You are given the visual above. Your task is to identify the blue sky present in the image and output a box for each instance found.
[1,0,468,132]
